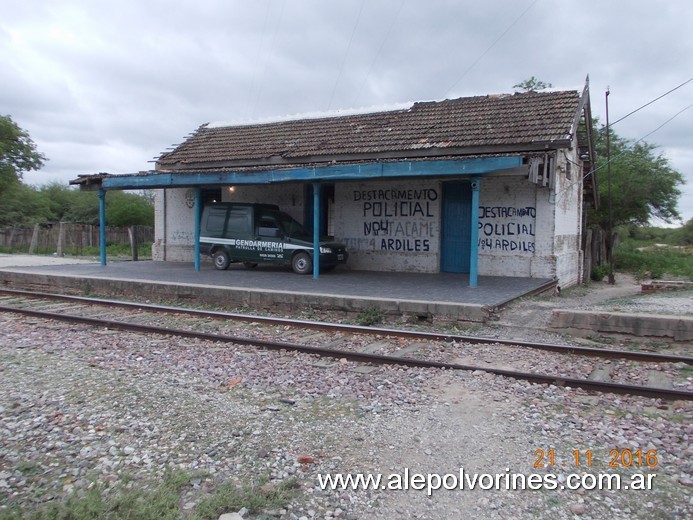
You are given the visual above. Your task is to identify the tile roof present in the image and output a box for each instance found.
[157,90,581,170]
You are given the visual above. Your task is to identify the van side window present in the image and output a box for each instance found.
[205,207,227,234]
[259,217,278,229]
[257,213,281,237]
[227,208,251,234]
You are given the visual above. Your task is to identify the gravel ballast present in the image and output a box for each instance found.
[1,309,691,519]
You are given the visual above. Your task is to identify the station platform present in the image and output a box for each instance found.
[0,258,556,322]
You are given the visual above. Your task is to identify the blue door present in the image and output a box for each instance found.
[441,181,471,273]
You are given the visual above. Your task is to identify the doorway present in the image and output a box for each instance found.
[440,181,471,273]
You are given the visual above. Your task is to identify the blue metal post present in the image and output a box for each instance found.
[98,188,107,266]
[312,183,320,279]
[469,177,481,287]
[194,187,201,272]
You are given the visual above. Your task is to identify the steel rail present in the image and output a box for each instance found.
[0,304,691,402]
[0,288,690,365]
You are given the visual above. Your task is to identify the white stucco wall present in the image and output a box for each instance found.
[530,185,557,279]
[333,180,442,272]
[476,174,540,277]
[475,153,584,288]
[152,188,195,261]
[221,183,305,222]
[552,146,584,287]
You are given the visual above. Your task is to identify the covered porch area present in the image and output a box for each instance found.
[72,156,525,287]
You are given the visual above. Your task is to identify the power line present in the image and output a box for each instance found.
[442,0,539,98]
[556,101,693,202]
[244,2,273,119]
[250,0,287,119]
[327,0,366,111]
[633,101,693,143]
[610,76,693,126]
[352,0,406,107]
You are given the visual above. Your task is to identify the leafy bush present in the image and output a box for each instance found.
[614,244,692,280]
[670,218,693,246]
[356,306,384,326]
[590,264,610,282]
[0,182,153,227]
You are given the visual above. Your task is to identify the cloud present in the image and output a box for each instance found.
[1,0,691,222]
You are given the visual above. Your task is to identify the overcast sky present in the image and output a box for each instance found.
[2,0,692,223]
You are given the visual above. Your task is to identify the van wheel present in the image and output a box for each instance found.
[291,252,312,274]
[243,262,258,269]
[213,249,231,270]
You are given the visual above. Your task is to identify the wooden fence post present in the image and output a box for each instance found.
[56,222,65,257]
[8,226,16,252]
[29,224,40,254]
[128,226,138,261]
[583,228,593,283]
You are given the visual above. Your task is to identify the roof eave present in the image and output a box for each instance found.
[156,140,572,172]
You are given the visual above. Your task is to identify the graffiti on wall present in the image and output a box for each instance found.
[345,188,438,252]
[478,205,536,253]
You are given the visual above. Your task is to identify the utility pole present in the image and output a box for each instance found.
[605,89,615,285]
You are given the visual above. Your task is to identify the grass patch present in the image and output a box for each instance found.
[586,335,617,346]
[678,366,693,379]
[355,306,385,326]
[0,471,300,520]
[614,242,692,280]
[15,460,42,478]
[668,413,690,424]
[1,470,190,520]
[640,341,671,352]
[194,478,300,519]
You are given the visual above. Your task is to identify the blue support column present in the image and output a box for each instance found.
[194,187,201,272]
[312,182,321,279]
[469,177,481,287]
[98,188,107,266]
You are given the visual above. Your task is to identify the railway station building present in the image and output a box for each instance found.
[72,80,597,289]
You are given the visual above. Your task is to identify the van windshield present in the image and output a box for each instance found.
[277,212,309,238]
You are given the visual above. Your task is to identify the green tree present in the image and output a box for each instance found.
[22,186,154,226]
[0,180,154,227]
[105,191,154,227]
[0,115,46,191]
[39,182,77,221]
[671,217,693,245]
[0,183,52,226]
[592,125,685,227]
[513,76,553,92]
[64,190,100,224]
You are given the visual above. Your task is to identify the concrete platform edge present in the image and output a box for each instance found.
[551,309,693,342]
[0,270,491,322]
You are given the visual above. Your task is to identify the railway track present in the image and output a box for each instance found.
[0,288,691,401]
